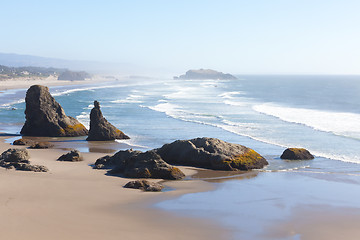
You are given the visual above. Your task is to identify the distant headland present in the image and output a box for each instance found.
[174,69,237,80]
[0,65,91,81]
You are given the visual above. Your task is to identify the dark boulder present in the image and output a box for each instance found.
[0,148,48,172]
[280,148,314,160]
[94,150,185,180]
[124,180,164,192]
[29,141,54,149]
[20,85,88,137]
[1,148,30,163]
[86,101,129,141]
[156,137,268,171]
[94,149,141,169]
[57,150,83,162]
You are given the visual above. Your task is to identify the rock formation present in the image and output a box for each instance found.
[0,148,48,172]
[94,149,185,180]
[280,148,314,160]
[20,85,88,137]
[57,150,83,162]
[174,69,237,80]
[86,101,129,141]
[156,137,268,171]
[124,180,164,192]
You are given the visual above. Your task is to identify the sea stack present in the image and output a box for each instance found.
[86,100,130,141]
[20,85,88,137]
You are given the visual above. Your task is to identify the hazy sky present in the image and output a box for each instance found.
[1,0,359,74]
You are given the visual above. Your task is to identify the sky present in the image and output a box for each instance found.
[1,0,360,74]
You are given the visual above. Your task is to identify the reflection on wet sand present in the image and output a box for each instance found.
[190,168,259,183]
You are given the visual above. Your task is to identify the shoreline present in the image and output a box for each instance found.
[2,79,360,239]
[0,75,114,91]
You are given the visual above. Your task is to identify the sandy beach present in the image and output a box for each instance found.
[0,135,229,240]
[0,76,108,91]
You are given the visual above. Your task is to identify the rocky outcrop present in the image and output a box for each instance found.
[156,137,268,171]
[57,150,83,162]
[124,180,164,192]
[174,69,237,80]
[0,148,48,172]
[280,148,314,160]
[94,149,185,180]
[20,85,88,137]
[86,101,129,141]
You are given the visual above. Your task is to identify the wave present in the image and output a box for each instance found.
[218,91,244,99]
[51,84,129,97]
[144,102,360,164]
[111,94,144,104]
[253,103,360,140]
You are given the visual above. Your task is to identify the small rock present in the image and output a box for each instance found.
[280,148,314,160]
[13,138,33,146]
[57,150,83,162]
[29,142,54,149]
[124,180,164,192]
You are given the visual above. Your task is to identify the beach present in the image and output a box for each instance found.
[0,135,230,240]
[1,76,360,240]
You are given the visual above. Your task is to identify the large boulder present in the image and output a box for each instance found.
[280,148,314,160]
[20,85,88,137]
[94,149,185,180]
[86,101,129,141]
[0,148,48,172]
[156,137,268,171]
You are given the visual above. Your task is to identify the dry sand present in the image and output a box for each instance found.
[0,136,228,240]
[0,76,108,91]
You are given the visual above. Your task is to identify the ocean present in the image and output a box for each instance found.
[1,75,360,239]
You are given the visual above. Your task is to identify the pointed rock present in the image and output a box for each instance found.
[86,101,129,141]
[20,85,88,137]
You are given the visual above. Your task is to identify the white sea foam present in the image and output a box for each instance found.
[253,103,360,139]
[218,91,244,99]
[111,94,143,104]
[223,100,247,107]
[76,111,90,128]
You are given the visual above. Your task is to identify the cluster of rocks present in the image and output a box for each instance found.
[20,85,129,141]
[0,148,48,172]
[94,137,270,181]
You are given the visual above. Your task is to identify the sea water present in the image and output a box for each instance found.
[1,75,360,239]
